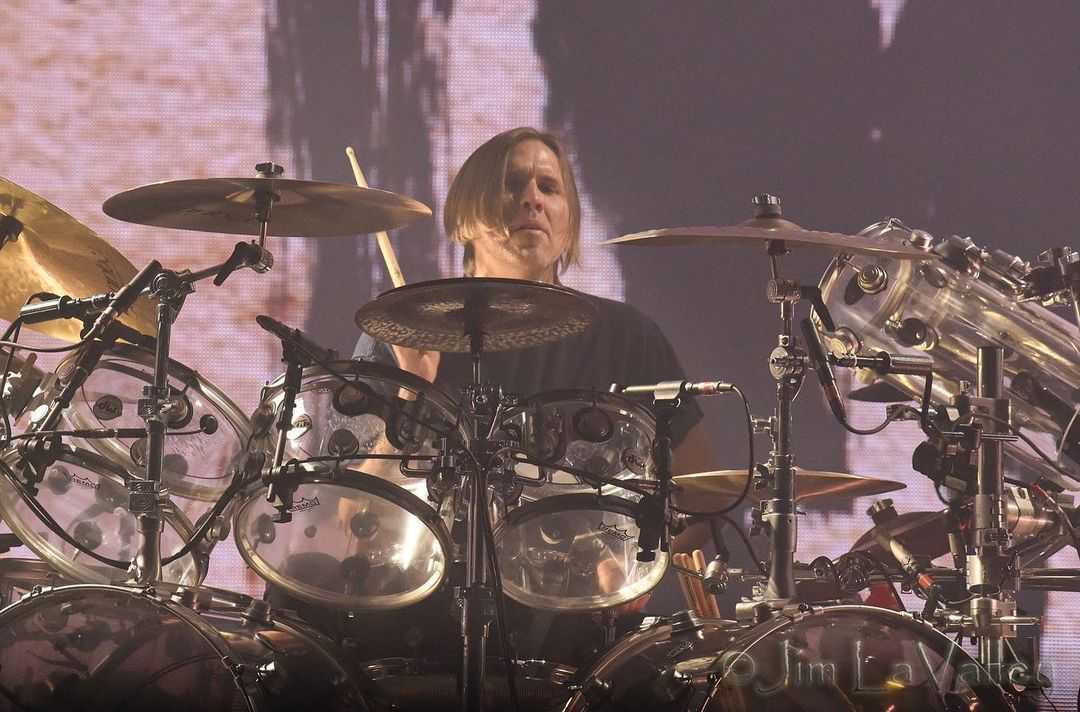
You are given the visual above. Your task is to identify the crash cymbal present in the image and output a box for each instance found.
[848,380,915,403]
[602,194,934,259]
[849,510,950,562]
[0,177,156,342]
[672,467,905,509]
[103,177,432,237]
[354,277,597,353]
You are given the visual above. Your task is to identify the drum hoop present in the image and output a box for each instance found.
[513,388,657,427]
[53,342,253,502]
[232,468,453,610]
[0,447,205,586]
[497,492,639,527]
[260,358,469,442]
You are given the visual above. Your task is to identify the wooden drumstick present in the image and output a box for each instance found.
[345,146,406,289]
[673,554,697,613]
[692,548,722,618]
[676,553,707,617]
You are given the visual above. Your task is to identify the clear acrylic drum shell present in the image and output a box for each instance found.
[40,343,252,501]
[493,390,664,612]
[254,359,466,489]
[818,219,1080,483]
[361,656,575,712]
[233,469,454,611]
[0,584,370,711]
[0,446,206,586]
[563,606,1012,711]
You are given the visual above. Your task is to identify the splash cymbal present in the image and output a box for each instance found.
[103,177,432,237]
[0,177,156,342]
[354,277,597,353]
[672,467,906,509]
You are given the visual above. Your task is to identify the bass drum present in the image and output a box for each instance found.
[24,342,252,501]
[0,584,371,711]
[817,218,1080,484]
[563,606,1013,712]
[0,446,207,585]
[492,390,665,611]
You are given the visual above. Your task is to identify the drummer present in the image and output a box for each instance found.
[346,127,715,659]
[354,126,711,477]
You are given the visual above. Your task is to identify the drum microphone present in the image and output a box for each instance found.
[88,260,162,337]
[255,315,338,364]
[612,380,735,399]
[18,293,115,325]
[829,351,934,377]
[799,318,847,422]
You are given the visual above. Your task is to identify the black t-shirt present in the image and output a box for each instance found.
[353,293,703,447]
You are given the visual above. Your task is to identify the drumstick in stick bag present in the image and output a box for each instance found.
[345,146,406,288]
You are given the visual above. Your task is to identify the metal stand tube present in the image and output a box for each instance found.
[764,299,799,602]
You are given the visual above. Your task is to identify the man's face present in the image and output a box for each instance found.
[470,138,571,281]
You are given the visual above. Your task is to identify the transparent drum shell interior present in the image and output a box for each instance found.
[0,447,205,586]
[563,606,1011,711]
[238,361,462,609]
[493,391,665,611]
[819,219,1080,483]
[0,584,369,712]
[37,343,252,501]
[234,470,454,610]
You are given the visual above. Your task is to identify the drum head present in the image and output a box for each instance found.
[565,606,1013,712]
[0,584,369,711]
[494,494,668,611]
[0,447,204,585]
[234,470,452,610]
[52,344,251,501]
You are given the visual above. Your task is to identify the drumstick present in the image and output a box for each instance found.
[692,548,722,618]
[673,554,697,613]
[676,553,707,617]
[683,552,709,617]
[345,146,406,289]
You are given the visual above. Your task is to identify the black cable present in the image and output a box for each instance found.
[0,318,21,442]
[846,550,905,610]
[669,384,755,517]
[1,464,129,569]
[718,512,765,576]
[1041,686,1061,712]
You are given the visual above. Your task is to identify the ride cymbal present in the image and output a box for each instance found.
[672,467,905,509]
[354,277,597,353]
[0,177,156,342]
[102,177,432,237]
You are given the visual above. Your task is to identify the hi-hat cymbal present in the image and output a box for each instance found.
[0,177,156,342]
[102,177,432,237]
[602,216,934,260]
[354,277,597,353]
[672,468,905,509]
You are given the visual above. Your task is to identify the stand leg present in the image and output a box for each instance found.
[460,463,492,712]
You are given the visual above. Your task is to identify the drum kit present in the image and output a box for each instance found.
[0,161,1078,711]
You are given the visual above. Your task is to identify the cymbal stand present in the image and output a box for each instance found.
[758,234,807,607]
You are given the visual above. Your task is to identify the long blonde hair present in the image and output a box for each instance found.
[444,127,582,277]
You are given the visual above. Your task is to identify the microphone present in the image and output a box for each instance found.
[612,380,735,399]
[1012,371,1080,464]
[868,516,940,601]
[800,318,846,422]
[88,261,161,337]
[255,315,338,364]
[830,351,934,377]
[18,293,115,325]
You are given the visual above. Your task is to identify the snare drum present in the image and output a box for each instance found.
[563,606,1013,711]
[24,343,251,501]
[0,445,206,585]
[235,361,463,610]
[0,584,370,711]
[492,390,667,611]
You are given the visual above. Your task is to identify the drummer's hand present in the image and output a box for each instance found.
[391,344,440,384]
